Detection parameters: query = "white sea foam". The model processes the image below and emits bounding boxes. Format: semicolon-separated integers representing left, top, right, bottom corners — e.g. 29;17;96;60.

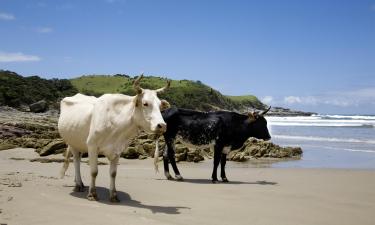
267;115;375;128
316;115;375;120
322;146;375;153
274;135;375;145
300;144;375;154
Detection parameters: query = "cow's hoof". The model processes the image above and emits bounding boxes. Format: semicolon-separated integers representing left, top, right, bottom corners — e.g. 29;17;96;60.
175;175;184;181
165;172;174;180
110;195;120;203
221;177;229;183
211;179;219;183
87;192;99;201
73;184;85;192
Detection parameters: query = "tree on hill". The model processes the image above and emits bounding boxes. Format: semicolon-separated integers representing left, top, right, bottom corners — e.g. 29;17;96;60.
0;70;78;108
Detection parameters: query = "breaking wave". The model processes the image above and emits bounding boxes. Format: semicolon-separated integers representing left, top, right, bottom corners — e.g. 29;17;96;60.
274;135;375;145
268;115;375;128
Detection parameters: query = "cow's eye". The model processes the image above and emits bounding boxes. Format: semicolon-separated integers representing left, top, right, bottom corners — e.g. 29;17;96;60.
143;102;149;107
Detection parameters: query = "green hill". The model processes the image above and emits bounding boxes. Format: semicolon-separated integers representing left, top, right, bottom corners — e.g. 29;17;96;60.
227;95;265;110
0;71;266;112
71;74;266;111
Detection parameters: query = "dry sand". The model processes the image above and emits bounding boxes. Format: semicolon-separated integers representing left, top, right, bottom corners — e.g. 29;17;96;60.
0;148;374;225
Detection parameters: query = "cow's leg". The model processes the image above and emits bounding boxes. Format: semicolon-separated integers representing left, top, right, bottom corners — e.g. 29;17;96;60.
163;145;173;180
220;153;229;182
166;140;183;181
71;149;85;192
109;155;120;202
211;144;223;183
87;147;99;201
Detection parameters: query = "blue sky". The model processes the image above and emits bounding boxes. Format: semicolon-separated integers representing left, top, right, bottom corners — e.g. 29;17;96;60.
0;0;374;114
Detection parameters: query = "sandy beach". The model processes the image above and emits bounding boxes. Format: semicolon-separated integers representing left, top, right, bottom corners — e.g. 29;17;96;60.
0;148;374;225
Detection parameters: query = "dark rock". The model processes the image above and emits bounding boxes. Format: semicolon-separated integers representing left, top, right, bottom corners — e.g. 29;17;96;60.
229;137;303;162
30;158;67;163
142;143;155;155
267;106;315;117
138;155;148;160
0;143;17;150
0;124;31;138
186;149;204;162
29;100;48;113
175;152;187;162
38;139;67;156
138;133;149;139
175;145;189;154
121;146;140;159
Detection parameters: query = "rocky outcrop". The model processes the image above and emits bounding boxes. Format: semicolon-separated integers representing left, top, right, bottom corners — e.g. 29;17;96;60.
29;100;48;113
0;107;303;162
267;107;315;117
0;107;60;152
37;139;67;156
227;138;302;162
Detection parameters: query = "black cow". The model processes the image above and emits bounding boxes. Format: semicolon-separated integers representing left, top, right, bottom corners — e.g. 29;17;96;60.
160;106;271;183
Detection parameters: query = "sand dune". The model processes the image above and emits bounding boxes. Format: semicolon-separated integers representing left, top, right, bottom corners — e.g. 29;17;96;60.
0;148;374;225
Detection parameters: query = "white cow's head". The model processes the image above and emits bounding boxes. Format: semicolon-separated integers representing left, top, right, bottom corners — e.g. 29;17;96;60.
133;74;170;134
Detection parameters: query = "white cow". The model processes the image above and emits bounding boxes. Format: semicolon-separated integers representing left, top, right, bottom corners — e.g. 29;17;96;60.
58;75;170;202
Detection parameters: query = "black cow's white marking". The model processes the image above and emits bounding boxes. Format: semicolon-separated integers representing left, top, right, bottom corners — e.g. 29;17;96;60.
161;107;271;183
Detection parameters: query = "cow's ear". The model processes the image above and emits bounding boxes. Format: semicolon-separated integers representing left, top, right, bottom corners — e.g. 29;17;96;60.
160;99;170;111
247;112;257;122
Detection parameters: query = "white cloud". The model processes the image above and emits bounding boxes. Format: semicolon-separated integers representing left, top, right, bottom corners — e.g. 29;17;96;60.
0;13;15;21
262;96;273;105
284;96;301;104
280;87;375;108
35;27;53;33
0;52;41;62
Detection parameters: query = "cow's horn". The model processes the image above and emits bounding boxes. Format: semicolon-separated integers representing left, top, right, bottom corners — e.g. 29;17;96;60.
156;79;171;93
260;106;271;116
133;74;144;94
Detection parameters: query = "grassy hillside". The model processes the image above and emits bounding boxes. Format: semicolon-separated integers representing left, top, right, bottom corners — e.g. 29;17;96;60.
71;75;265;111
0;71;265;111
227;95;265;110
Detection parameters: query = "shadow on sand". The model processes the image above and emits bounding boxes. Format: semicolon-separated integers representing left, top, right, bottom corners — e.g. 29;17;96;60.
69;186;190;214
167;178;278;185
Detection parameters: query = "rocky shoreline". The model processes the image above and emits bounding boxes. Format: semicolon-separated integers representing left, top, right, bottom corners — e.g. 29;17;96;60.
0;106;302;162
267;106;316;116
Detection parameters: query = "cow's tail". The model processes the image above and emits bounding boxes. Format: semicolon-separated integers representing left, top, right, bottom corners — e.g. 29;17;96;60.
154;138;160;173
60;147;72;178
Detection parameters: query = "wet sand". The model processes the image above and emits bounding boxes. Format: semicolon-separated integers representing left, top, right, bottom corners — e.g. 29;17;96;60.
1;148;374;225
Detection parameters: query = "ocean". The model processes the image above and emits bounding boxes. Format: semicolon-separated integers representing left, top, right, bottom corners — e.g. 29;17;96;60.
267;115;375;169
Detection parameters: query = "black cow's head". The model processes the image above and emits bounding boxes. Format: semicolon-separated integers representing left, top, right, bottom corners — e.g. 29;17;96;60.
247;106;271;141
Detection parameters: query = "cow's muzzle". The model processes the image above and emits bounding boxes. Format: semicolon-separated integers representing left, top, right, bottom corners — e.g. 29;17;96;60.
155;123;167;134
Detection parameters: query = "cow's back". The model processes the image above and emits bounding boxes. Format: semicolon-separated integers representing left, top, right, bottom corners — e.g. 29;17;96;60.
163;108;223;145
58;94;97;152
